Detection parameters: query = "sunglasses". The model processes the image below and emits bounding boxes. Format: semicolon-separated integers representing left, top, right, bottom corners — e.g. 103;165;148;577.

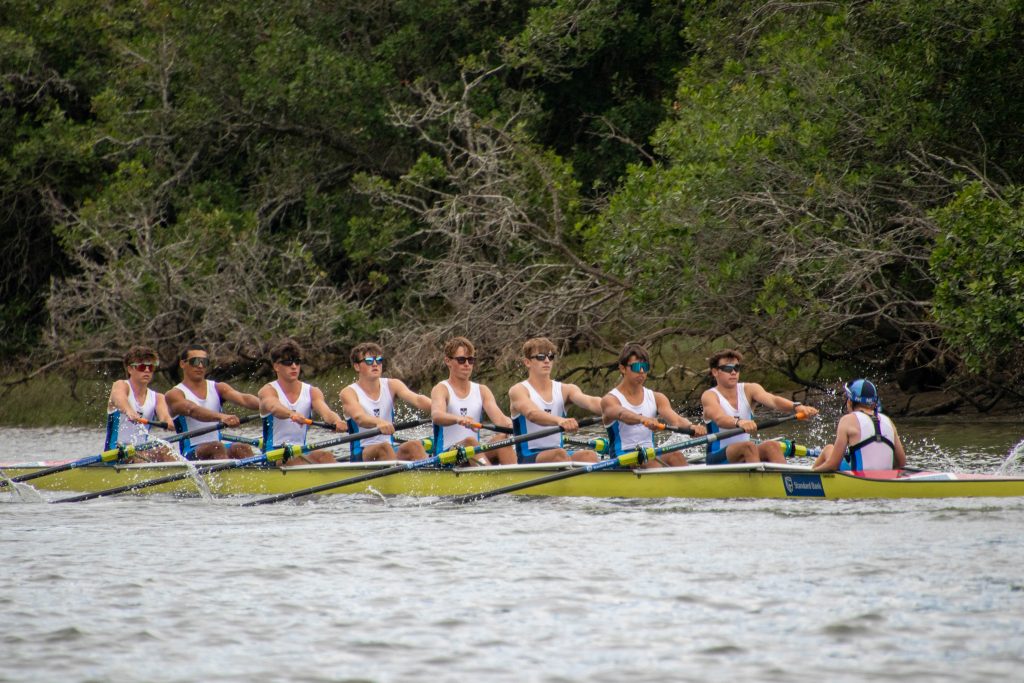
627;361;651;373
185;357;210;368
529;353;556;362
449;356;476;365
362;356;384;366
130;362;158;372
716;364;742;373
276;358;302;366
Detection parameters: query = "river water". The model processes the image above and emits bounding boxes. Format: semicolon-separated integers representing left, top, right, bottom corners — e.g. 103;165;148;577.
2;418;1023;682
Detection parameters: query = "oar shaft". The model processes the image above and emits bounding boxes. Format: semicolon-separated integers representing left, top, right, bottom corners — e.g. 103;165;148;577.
2;414;260;487
241;460;434;507
52;418;431;503
452;413;806;503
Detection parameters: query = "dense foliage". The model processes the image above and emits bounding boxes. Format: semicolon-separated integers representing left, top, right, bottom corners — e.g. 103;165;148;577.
2;0;1022;404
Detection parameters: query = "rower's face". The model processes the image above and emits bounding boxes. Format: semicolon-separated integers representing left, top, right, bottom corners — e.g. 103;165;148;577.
273;358;302;381
180;352;210;380
127;360;158;384
446;346;475;379
354;355;384;379
620;355;649;386
712;358;741;387
524;351;555;376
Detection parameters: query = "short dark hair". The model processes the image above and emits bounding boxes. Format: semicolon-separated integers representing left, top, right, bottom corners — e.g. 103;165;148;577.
124;345;158;366
270;339;303;363
350;342;384;365
617;342;650;367
179;343;208;361
708;349;743;370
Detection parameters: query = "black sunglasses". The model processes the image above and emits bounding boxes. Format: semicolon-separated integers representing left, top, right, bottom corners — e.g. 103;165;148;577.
716;364;742;373
529;353;555;361
185;357;210;368
277;358;302;366
449;356;476;365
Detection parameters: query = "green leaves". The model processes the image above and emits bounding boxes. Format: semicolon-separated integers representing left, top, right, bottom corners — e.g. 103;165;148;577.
930;183;1024;375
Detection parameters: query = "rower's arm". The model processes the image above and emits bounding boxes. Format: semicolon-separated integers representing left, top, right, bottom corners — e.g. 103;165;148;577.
310;387;346;431
166;388;230;424
565;383;602;415
700;390;734;429
154;393;174;427
258;385;291;420
481;385;513;429
813;415;854;471
508;384;560;427
655;392;705;435
339;386;380;429
216;382;261;411
391;379;432;413
893;428;907;468
430;383;461;426
108;380;139;420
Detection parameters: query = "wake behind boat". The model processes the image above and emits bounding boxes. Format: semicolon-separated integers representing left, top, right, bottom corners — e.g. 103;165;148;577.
4;459;1024;500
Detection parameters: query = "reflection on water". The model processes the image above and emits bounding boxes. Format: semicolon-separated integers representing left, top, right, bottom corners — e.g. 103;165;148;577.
1;421;1023;682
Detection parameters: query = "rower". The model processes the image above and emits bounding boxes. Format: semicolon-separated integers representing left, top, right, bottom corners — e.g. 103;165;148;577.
105;345;176;463
258;339;347;466
601;342;706;468
701;348;819;464
339;342;431;461
813;379;906;472
508;337;600;464
430;336;516;466
166;343;261;460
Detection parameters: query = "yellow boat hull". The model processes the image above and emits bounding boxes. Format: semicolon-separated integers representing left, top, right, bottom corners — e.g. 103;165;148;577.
5;461;1024;500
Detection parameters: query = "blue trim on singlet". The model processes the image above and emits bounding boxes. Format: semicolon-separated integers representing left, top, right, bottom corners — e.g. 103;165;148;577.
104;412;120;450
704;421;729;465
173;415;196;458
512;414;565;464
344;417;396;462
606;422;642;457
262;415;275;449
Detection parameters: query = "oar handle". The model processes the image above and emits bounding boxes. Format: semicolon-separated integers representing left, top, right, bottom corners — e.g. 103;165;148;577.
302;419;343;430
137;419;170;429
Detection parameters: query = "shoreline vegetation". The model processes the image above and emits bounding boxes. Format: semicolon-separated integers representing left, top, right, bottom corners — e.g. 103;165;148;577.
3;2;1023;409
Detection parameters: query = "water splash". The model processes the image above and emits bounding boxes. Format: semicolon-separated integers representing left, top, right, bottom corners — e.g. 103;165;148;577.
0;469;45;503
996;438;1024;475
150;439;214;502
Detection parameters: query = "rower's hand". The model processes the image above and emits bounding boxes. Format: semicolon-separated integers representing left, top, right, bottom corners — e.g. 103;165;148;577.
333;419;348;432
378;421;396;435
688;422;707;437
640;417;663;430
126;409;141;423
220;414;241;428
456;416;477;428
797;405;819;418
289;412;307;425
737;418;757;434
558;417;579;433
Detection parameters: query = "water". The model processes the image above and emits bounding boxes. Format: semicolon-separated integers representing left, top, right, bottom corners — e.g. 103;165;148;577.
1;418;1023;682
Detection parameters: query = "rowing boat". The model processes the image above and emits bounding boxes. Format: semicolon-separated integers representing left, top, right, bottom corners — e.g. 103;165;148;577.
4;459;1024;500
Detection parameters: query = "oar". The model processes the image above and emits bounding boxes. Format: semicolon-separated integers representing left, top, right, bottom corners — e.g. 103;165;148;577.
1;415;259;488
241;416;603;507
449;413;808;504
302;419;345;431
52;418;431;503
685;438;821;465
137;418;171;430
